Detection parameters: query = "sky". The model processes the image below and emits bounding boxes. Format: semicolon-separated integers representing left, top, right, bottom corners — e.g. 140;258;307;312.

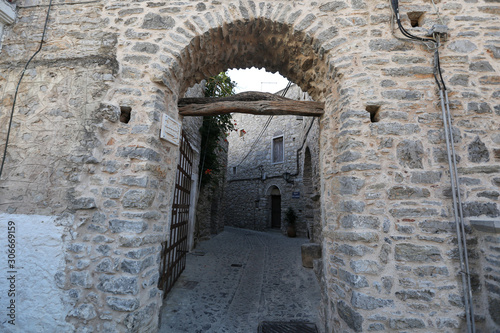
227;67;289;94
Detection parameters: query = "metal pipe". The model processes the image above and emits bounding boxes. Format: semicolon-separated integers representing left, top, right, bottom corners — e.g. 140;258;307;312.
444;90;476;332
438;89;473;332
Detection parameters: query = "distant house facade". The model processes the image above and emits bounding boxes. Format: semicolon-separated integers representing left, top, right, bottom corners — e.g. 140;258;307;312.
224;85;322;242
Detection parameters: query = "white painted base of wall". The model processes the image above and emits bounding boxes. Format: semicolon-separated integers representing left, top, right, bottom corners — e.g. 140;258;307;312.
0;214;74;333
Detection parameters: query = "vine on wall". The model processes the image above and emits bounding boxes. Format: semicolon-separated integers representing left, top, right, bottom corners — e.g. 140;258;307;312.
199;72;237;187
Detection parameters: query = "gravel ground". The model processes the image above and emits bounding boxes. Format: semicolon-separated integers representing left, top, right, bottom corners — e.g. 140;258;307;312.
159;227;321;333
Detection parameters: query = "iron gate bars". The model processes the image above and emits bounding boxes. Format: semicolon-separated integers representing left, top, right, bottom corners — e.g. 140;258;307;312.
159;132;194;297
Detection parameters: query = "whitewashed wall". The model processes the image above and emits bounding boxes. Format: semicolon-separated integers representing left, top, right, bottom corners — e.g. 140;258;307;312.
0;214;73;332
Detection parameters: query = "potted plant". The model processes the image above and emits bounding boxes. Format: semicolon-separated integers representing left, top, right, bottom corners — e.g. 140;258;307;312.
284;207;298;237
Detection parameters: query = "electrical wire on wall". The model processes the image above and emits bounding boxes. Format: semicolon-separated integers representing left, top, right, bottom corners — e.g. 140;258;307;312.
391;1;475;332
0;0;53;181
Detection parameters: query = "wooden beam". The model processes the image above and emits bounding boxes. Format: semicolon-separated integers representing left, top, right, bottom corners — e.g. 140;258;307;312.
178;91;324;117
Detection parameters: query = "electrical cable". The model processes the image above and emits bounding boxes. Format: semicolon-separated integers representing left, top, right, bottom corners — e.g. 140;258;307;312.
392;1;475;331
0;0;53;181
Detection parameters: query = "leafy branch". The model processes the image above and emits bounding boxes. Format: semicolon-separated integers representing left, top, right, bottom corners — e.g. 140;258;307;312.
199;72;236;187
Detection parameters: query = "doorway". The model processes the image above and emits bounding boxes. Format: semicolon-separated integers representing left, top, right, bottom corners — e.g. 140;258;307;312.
270;187;281;229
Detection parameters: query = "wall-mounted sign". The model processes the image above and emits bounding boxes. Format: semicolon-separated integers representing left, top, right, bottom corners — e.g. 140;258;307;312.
160;114;181;145
292;191;300;199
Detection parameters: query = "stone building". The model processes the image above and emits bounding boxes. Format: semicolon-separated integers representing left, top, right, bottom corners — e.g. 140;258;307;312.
0;0;499;332
224;84;322;241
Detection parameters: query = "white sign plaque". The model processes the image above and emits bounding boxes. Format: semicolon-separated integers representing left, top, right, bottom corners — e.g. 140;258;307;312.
160;114;181;145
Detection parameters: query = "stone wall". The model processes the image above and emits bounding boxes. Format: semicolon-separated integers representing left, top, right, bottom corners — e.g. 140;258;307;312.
0;0;498;332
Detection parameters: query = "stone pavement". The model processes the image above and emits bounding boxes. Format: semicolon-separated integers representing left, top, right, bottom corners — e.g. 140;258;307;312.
159;227;322;333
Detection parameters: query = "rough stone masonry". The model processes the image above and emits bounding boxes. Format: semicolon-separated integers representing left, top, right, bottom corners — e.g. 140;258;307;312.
0;0;499;332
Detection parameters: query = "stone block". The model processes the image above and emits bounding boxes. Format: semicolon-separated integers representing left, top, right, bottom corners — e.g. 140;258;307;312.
447;40;477;53
381;90;421;100
389;318;425;329
395;289;435;301
395;243;442;262
341;163;381;172
70;271;92;289
125;247;156;259
96;258;114;273
389;208;438;218
295;13;316;31
121;255;155;274
339;268;369;288
340;215;380;229
337;300;363;332
97;275;139;295
489;297;500;325
69;304;97;321
463;202;500;218
336;150;361;163
470;61;495;72
301;243;322;268
319;1;348;12
350;260;380;274
122;190;155;209
458;166;500;174
116;147;160;162
436;318;460;328
119;176;148;187
339;200;365;213
132;42;159;54
97;103;120;122
339;176;364;195
388;185;430;199
478;191;500;200
106;297;140;312
109;220;148;234
371;123;420;135
102;187;123;199
368;323;385;331
124;303;156;331
330;231;379;243
468;136;490;162
379;244;391;264
397;140;423;169
414;266;449;277
70;197;97;210
369;39;414;52
336;244;373;257
479;75;500;85
141;13;175;29
351;291;394;310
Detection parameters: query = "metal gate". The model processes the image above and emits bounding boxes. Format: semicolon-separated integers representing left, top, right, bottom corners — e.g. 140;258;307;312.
159;132;194;297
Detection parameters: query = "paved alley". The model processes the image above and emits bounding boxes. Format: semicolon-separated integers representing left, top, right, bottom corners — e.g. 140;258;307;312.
159;227;322;333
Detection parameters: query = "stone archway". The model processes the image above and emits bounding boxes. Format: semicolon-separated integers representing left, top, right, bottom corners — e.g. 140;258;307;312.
1;1;497;332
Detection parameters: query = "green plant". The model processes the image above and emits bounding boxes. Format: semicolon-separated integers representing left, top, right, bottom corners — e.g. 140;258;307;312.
199;72;236;187
284;207;298;227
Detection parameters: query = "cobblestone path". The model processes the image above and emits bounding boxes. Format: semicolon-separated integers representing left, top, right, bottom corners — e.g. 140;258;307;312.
159;227;322;333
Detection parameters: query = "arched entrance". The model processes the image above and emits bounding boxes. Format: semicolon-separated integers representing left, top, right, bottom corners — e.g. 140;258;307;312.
1;1;487;332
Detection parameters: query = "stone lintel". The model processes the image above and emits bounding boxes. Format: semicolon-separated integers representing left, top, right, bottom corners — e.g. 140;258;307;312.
0;1;16;25
470;218;500;233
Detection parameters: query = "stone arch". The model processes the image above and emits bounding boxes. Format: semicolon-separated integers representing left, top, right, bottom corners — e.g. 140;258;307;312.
265;184;283;196
160;15;339;101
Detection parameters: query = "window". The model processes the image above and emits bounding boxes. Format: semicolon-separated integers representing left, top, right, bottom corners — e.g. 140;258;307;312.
232;166;237;175
272;135;284;164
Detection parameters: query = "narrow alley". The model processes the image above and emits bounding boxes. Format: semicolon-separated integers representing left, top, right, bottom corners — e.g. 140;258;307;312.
159;227;322;333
